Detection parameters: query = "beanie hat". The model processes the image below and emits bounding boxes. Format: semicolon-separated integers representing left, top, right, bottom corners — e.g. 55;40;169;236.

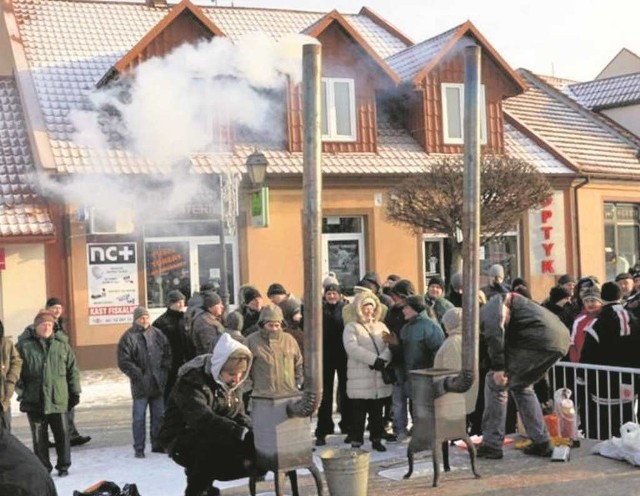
615;272;633;282
427;276;444;290
441;307;462;334
133;306;149;322
201;283;216;292
450;272;463;291
404;295;427;313
558;274;576;285
322;271;340;289
267;283;287;297
512;278;527;290
581;287;602;303
361;272;381;291
34;309;56;327
203;291;222;309
259;304;284;325
324;283;341;294
549;286;571;304
601;281;622;303
488;264;504;278
389;279;415;298
45;297;63;308
225;311;243;332
243;287;262;306
167;289;185;305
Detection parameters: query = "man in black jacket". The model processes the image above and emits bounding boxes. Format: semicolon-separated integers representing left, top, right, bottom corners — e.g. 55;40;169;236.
153;290;187;401
159;333;256;496
118;306;171;458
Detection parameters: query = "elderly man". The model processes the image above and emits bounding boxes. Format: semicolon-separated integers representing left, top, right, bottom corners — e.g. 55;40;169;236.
17;309;81;476
477;293;569;459
0;319;22;431
118;306;171;458
424;276;454;325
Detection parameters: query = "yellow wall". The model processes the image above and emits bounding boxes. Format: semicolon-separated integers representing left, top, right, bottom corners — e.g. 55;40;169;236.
0;244;47;340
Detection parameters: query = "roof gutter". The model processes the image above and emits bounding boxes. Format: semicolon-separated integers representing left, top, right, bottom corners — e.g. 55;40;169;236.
571;175;590;277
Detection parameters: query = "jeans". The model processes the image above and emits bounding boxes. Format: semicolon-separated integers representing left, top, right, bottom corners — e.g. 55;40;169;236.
132;396;165;452
392;380;410;436
481;371;549;450
27;412;70;472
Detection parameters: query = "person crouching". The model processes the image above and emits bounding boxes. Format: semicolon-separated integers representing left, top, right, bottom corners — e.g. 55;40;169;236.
159;333;257;496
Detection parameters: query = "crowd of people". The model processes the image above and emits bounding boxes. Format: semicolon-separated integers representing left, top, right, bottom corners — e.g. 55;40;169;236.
3;265;640;496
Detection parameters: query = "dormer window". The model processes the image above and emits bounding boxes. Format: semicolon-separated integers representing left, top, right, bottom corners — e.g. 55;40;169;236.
441;83;487;145
321;78;356;142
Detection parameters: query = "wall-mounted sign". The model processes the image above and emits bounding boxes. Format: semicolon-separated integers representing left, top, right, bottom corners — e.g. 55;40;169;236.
251;187;270;228
529;191;566;276
87;242;139;325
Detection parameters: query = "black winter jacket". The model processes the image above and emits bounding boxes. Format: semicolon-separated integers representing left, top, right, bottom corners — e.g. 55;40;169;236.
153;308;187;397
323;299;347;366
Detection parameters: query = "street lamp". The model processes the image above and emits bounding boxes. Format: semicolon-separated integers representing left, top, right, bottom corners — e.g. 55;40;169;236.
246;149;268;188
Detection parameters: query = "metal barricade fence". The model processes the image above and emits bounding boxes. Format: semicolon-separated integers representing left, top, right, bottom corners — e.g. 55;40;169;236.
549;361;640;440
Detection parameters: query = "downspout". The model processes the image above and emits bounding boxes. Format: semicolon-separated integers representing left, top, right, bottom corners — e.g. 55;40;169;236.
287;43;323;417
571;176;590;277
435;44;481;395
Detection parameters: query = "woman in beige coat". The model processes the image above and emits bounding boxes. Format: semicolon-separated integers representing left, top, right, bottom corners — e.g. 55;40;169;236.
343;293;393;451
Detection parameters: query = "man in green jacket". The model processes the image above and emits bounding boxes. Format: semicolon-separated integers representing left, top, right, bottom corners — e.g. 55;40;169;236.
0;318;22;431
16;309;81;477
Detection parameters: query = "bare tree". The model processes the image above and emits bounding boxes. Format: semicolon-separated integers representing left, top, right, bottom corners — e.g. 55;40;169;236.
386;155;552;275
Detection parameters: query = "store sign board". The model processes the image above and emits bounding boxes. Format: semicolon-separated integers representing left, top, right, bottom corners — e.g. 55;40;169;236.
251;187;270;228
528;191;566;276
87;242;139;325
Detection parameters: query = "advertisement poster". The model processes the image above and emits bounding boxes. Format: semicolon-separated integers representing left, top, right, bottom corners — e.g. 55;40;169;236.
87;242;139;325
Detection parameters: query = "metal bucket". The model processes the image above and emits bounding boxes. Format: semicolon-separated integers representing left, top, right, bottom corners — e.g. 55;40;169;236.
320;448;369;496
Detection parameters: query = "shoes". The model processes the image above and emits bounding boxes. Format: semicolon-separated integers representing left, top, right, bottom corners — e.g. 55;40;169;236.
523;441;553;457
71;435;92;447
476;444;503;459
371;440;387;452
315;437;326;447
350;441;363;449
151;446;165;453
385;434;398;442
58;469;69;477
343;435;352;444
134;450;145;458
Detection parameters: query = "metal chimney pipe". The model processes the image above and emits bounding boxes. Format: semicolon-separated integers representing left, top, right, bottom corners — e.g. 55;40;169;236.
438;43;481;395
287;43;323;417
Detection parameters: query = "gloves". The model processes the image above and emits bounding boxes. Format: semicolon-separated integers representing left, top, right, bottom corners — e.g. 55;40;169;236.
370;358;386;371
68;394;80;411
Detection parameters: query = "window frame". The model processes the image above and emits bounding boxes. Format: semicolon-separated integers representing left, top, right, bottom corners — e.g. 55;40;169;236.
321;77;357;142
441;82;487;145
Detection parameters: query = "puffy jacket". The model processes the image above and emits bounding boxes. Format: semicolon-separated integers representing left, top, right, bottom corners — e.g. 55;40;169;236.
343;293;393;400
399;310;445;382
16;328;81;414
117;324;171;399
0;322;22;413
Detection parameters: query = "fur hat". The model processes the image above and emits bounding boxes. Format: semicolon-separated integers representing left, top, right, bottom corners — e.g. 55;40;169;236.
203;291;222;309
441;307;462;334
360;272;381;291
267;283;287;297
322;272;340;289
132;306;149;322
488;264;504;278
45;297;63;308
225;311;243;332
167;289;185;305
34;309;56;327
427;276;445;290
549;286;571;304
389;279;415;298
259;304;284;325
558;274;576;285
404;295;427;313
243;287;262;306
601;281;622;304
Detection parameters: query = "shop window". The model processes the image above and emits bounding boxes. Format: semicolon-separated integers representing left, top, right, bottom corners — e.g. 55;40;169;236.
441;83;487;145
322;216;366;295
480;234;520;284
145;241;192;309
321;78;356;142
604;203;640;281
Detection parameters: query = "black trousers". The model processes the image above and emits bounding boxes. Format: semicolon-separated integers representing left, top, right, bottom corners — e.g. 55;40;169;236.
350;398;386;444
316;359;351;437
27;411;71;472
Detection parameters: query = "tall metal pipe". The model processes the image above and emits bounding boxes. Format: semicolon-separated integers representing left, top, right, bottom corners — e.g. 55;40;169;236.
219;175;230;308
287;43;323;417
439;44;481;395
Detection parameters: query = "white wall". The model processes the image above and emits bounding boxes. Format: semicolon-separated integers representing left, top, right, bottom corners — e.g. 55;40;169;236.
602;105;640;138
0;244;47;340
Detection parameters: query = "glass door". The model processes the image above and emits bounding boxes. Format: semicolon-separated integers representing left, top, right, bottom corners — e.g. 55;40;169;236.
196;242;236;305
323;234;365;295
423;237;445;286
144;241;191;311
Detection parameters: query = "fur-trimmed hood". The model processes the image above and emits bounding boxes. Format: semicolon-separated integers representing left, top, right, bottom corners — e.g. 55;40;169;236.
352;291;383;324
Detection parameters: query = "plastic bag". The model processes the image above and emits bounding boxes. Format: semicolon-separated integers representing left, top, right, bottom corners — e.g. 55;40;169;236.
554;388;577;439
594;422;640;466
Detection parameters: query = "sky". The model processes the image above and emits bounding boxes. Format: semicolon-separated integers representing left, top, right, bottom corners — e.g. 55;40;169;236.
202;0;640;82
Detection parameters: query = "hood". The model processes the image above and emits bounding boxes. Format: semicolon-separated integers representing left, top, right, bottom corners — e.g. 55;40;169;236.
353;291;382;324
480;293;508;335
210;333;253;392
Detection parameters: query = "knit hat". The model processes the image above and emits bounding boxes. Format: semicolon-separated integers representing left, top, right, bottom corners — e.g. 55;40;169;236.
324;283;341;294
601;281;622;304
615;272;633;282
581;287;602;303
558;274;576;285
427;276;445;290
259;304;284;325
45;297;63;308
34;309;56;327
202;291;222;309
132;306;149;322
267;283;287;297
360;272;381;291
243;287;262;305
512;278;527;290
404;295;427;313
450;273;463;291
389;279;415;298
549;286;571;304
441;307;462;334
361;296;377;308
322;271;340;289
488;264;504;278
167;289;185;305
225;311;243;332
